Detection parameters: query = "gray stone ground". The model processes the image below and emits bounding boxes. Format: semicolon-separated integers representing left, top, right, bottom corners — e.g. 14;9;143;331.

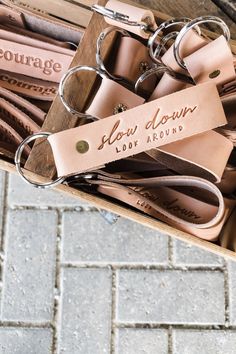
0;171;236;353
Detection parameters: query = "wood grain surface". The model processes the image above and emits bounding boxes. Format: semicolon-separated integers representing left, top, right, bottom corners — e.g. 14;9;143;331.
131;0;236;38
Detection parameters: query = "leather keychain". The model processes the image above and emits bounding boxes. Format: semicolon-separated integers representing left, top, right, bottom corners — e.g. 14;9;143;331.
67;170;234;241
17;82;226;179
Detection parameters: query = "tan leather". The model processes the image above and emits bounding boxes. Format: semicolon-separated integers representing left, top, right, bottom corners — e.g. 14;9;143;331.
70;171;229;240
86;77;145;118
112;36;156;92
105;0;157;38
184;36;236;89
217;93;236;145
149;75;192;101
0;70;58;101
151;30;208;98
0;86;45;125
219;208;236;251
3;24;73;49
0;97;40;137
0;25;75;56
0;117;30;158
217;167;236;194
0;38;73;83
146;130;233;183
0;4;25;28
49;82;227;177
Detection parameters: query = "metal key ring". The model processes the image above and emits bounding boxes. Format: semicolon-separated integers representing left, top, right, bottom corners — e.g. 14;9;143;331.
96;26;131;80
135;63;194;93
15;132;65;189
92;4;150;32
59;65;109;118
154;31;179;58
174;16;231;69
135;64;175;93
148;18;196;62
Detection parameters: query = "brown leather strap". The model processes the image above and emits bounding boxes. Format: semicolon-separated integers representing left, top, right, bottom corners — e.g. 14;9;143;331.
0;86;45;125
0;70;58;100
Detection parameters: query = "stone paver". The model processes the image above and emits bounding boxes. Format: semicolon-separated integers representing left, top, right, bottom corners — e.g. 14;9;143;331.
0;328;53;354
172;239;224;267
0;171;6;242
172;329;236;354
0;173;235;354
228;261;236;325
116;328;168;354
61;212;168;264
8;174;89;208
1;209;57;322
59;268;112;354
116;270;225;324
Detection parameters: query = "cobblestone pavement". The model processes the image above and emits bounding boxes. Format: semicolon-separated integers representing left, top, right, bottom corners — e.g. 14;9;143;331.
0;171;236;353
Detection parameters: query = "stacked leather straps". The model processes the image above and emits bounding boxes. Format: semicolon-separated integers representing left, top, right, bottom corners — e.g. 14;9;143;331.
15;0;236;245
0;1;80;161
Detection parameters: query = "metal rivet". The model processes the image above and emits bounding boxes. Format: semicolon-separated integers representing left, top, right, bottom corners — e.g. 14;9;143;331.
209;69;221;79
139;61;150;73
113;103;128;115
76;140;89;153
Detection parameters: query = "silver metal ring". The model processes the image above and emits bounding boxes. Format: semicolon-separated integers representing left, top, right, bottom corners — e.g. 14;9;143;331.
96;26;131;80
59;65;109;118
148;18;194;62
92;4;149;32
14;132;65;189
135;63;194;93
66;41;78;50
135;64;175;93
174;16;231;69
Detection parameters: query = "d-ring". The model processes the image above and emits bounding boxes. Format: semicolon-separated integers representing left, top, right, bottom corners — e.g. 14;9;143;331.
92;4;150;32
59;65;109;118
96;26;131;80
15;132;65;189
148;18;195;62
135;64;194;93
174;16;231;69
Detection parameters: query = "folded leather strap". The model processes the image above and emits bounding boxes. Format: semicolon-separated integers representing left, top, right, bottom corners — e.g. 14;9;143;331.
0;86;45;126
0;5;25;28
86;77;145;118
112;36;156;92
219;208;236;251
49;82;226;177
217;92;236;145
0;25;75;56
0;70;58;101
184;36;236;89
0;97;40;138
217;166;236;194
146;130;233;183
3;24;74;49
150;30;207;99
104;0;157;38
0;117;30;158
149;75;192;101
74;171;229;240
0;38;73;83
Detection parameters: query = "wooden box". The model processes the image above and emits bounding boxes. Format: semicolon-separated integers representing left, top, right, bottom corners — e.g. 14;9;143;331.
2;0;236;260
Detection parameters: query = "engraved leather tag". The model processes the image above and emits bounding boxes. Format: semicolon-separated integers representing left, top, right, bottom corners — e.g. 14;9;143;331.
48;82;227;177
0;38;73;83
0;70;58;100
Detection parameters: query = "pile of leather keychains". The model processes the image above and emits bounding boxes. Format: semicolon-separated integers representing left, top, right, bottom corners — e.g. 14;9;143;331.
0;3;77;162
15;0;236;247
